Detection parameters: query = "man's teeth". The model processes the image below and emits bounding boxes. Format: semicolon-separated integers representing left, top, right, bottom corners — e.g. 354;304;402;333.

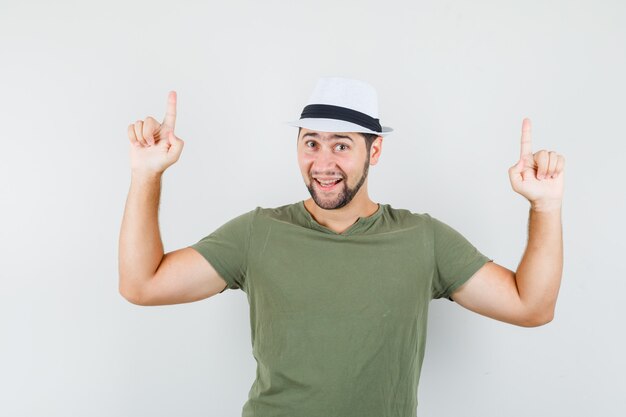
318;179;341;185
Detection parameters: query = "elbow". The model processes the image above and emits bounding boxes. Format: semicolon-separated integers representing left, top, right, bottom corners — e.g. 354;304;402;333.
119;280;146;306
520;309;555;328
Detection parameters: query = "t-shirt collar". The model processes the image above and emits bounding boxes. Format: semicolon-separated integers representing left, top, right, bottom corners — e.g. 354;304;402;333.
297;200;384;236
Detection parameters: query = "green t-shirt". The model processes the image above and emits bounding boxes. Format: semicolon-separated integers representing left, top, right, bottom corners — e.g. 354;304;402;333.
189;201;492;417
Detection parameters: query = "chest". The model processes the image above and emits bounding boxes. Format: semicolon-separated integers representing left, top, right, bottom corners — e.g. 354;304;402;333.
246;226;434;321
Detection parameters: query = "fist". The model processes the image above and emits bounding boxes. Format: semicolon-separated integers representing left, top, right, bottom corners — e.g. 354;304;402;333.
508;118;565;211
127;91;184;176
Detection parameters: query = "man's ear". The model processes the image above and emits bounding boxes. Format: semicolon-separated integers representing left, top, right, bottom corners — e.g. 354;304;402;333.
369;136;383;166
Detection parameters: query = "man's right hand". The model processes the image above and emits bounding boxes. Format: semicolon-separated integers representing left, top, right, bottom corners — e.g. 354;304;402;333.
127;91;184;176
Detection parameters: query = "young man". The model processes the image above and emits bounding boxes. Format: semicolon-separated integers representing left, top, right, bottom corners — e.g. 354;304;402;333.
119;77;564;417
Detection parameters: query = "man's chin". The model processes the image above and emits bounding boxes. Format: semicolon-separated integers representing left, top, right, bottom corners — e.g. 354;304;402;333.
305;187;337;209
314;199;346;210
309;191;349;210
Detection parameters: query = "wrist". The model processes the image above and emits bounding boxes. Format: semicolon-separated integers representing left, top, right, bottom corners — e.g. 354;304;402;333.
131;170;163;183
530;199;562;213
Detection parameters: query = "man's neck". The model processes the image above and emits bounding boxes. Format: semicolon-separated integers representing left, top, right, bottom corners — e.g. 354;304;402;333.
303;196;379;234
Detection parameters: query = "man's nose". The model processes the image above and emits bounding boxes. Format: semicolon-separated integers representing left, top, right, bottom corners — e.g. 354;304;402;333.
313;146;339;169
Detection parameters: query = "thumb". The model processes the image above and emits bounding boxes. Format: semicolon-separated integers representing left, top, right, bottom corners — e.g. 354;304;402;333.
508;158;524;181
512;158;524;173
168;130;183;145
167;131;184;155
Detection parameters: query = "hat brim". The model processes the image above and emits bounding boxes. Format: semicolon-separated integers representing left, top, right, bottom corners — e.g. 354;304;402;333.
286;118;393;136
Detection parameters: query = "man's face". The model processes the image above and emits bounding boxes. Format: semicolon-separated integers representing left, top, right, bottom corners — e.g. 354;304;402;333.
297;128;372;210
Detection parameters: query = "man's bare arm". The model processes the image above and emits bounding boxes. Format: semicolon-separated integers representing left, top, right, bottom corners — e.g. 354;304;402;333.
451;206;563;327
118;172;164;303
118;91;228;305
450;118;565;327
118;171;228;305
517;206;563;321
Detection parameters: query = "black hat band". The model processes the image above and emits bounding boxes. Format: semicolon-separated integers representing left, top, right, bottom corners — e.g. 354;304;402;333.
300;104;382;133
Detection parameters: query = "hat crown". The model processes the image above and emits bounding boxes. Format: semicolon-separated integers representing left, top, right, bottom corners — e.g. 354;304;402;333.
306;77;379;118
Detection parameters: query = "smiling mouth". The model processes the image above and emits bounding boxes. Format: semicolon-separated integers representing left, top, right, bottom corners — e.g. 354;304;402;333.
314;178;343;191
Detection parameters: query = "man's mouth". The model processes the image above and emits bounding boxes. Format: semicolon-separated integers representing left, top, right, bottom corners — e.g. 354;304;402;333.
313;178;343;191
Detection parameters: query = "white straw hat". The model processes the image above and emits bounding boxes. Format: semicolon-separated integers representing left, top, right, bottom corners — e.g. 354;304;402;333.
287;77;393;136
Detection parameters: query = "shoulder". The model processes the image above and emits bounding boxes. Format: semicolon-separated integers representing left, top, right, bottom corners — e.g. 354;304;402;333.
254;201;300;219
244;201;306;230
224;203;294;222
383;204;432;227
389;208;460;235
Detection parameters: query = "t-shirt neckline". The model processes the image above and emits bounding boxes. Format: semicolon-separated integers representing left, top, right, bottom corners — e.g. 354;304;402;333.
297;200;384;236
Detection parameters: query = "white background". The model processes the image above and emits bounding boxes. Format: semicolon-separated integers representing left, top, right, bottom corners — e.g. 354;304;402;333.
1;0;624;416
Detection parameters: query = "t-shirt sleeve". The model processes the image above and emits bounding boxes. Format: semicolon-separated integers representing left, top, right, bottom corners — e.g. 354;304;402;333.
188;208;256;292
428;215;493;301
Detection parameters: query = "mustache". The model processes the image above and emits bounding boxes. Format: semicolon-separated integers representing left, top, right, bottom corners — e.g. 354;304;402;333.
310;171;345;179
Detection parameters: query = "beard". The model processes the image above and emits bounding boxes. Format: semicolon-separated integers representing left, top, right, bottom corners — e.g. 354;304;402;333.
306;155;370;210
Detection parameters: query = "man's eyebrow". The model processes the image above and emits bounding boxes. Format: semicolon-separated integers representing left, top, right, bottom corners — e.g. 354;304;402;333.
301;132;354;142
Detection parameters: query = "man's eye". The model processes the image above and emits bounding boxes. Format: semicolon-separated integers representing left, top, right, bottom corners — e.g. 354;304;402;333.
336;144;349;151
305;141;316;148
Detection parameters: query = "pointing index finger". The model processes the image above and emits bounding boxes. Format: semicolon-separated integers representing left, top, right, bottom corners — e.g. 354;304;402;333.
520;117;532;158
163;90;177;129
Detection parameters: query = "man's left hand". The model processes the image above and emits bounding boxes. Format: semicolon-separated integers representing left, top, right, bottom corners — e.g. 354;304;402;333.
508;118;565;212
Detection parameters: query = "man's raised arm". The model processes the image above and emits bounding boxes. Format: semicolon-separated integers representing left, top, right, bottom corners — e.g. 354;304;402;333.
451;118;565;327
118;91;185;303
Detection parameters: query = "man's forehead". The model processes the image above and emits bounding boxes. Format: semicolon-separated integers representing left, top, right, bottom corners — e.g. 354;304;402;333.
298;129;357;141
